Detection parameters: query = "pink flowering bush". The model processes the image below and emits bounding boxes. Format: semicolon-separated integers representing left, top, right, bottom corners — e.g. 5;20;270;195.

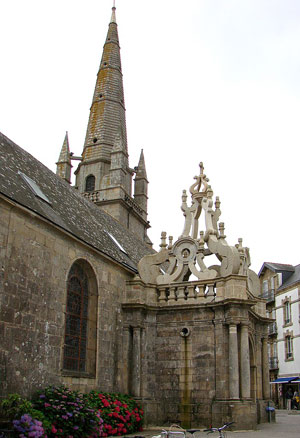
84;391;143;437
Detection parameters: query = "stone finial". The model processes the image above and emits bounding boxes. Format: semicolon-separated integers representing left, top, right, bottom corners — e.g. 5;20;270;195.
207;185;213;199
199;231;205;250
215;196;221;209
238;238;243;251
168;236;173;250
219;222;226;239
182;189;187;204
160;232;167;250
189;161;209;197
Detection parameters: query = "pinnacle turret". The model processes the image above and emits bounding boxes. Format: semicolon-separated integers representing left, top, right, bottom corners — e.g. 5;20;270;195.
56;132;72;184
134;149;148;214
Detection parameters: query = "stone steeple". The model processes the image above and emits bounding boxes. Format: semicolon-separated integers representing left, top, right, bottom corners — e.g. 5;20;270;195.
56;132;72;184
73;5;150;244
79;4;128;167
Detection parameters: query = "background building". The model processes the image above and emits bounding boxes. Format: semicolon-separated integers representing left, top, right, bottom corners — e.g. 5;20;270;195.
259;262;300;407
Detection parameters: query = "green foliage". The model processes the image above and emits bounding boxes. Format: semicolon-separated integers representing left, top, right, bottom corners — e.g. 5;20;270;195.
0;394;35;421
0;393;51;434
85;391;144;437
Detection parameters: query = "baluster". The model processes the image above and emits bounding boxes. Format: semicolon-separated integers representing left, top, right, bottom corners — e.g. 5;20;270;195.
177;286;185;301
168;286;176;303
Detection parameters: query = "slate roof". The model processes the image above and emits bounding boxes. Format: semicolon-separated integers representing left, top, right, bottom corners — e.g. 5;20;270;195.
258;262;295;278
0;132;154;273
277;264;300;291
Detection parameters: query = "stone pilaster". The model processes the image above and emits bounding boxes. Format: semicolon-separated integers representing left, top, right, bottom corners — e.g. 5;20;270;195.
121;326;131;393
240;323;251;399
132;327;141;397
229;323;239;399
214;309;227;399
262;337;270;400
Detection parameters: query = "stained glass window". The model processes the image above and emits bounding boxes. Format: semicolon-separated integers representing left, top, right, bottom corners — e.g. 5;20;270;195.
63;263;89;372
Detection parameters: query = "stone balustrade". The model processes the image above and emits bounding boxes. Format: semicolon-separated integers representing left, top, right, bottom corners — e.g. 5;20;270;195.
83;191;144;216
157;280;217;304
83;190;101;202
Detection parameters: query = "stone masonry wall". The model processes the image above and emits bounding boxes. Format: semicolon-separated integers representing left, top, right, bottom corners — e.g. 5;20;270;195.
0;198;133;398
153;307;219;427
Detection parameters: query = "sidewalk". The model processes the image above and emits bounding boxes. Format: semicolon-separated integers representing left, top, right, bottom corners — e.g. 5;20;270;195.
140;410;300;438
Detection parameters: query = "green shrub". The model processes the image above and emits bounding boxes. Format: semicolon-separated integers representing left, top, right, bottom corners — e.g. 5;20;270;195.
0;394;50;437
0;394;33;421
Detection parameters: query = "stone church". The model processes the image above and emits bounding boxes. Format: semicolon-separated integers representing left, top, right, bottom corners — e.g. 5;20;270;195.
0;5;271;430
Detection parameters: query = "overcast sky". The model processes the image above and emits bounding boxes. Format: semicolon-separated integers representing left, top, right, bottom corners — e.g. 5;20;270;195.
1;0;300;274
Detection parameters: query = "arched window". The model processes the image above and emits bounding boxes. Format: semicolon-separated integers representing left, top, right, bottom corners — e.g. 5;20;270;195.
85;174;95;192
63;260;97;375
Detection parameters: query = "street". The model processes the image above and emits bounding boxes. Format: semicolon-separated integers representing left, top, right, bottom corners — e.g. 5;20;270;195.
142;410;300;438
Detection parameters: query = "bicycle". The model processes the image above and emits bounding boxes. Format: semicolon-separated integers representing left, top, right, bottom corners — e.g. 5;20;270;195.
158;425;201;438
203;421;234;437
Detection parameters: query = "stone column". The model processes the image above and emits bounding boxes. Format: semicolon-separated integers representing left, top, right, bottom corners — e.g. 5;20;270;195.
262;337;270;400
229;323;239;399
132;327;141;397
240;323;251;399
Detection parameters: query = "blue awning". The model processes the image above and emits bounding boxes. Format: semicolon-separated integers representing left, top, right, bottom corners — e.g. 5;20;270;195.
271;377;299;384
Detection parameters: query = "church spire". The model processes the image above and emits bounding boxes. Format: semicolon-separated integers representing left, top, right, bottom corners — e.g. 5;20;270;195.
73;5;151;245
79;3;127;167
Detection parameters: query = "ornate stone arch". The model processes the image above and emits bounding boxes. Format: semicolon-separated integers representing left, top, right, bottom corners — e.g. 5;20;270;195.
62;259;98;376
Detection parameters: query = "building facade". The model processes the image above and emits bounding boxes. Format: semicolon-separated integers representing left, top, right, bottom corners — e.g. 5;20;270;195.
259;263;300;407
0;5;273;430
